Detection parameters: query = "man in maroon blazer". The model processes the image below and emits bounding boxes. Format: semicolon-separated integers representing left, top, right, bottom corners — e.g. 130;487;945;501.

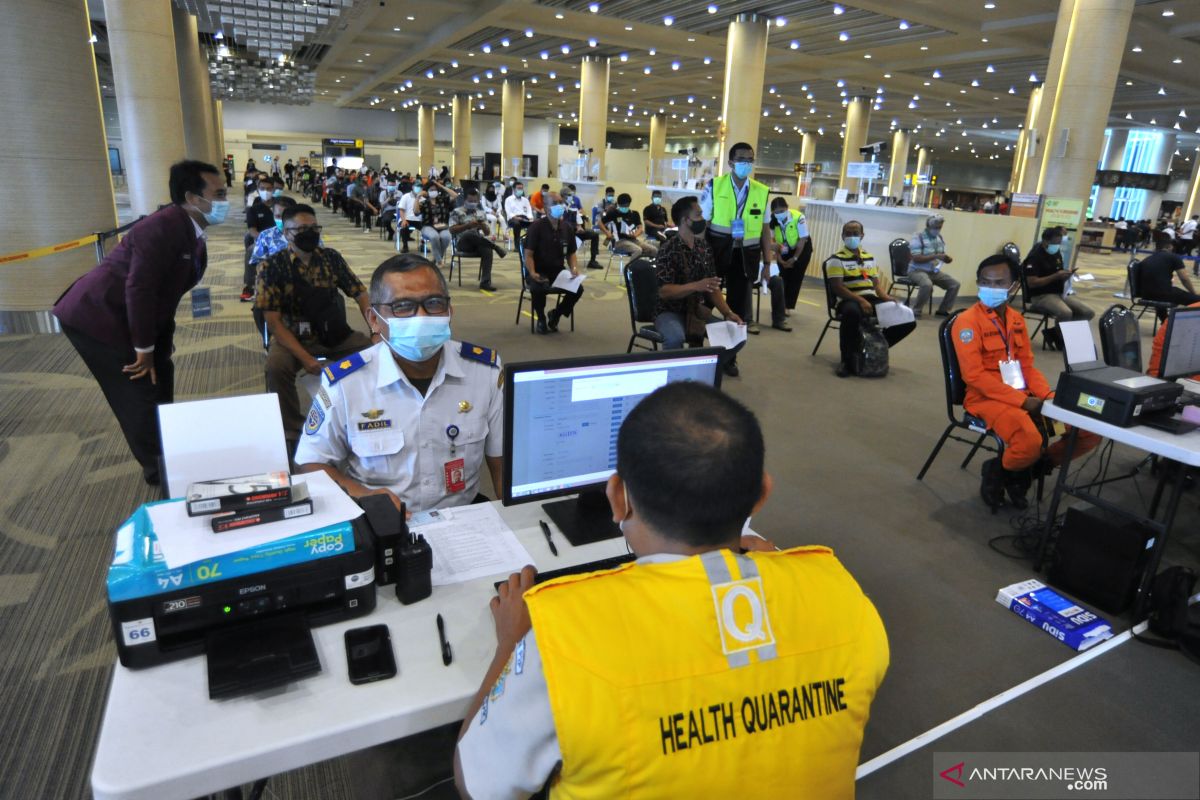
54;160;228;485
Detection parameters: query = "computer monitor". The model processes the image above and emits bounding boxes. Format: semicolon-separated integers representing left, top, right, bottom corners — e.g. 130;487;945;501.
502;348;724;546
1159;306;1200;380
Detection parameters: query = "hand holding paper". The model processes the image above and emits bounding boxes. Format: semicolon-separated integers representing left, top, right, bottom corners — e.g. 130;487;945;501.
551;271;587;293
874;301;915;329
706;320;748;349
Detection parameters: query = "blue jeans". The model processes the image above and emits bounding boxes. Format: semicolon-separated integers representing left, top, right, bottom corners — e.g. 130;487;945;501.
654;310;746;357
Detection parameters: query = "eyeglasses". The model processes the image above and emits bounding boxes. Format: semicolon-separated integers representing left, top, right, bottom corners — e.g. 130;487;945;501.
286;225;322;235
375;295;451;317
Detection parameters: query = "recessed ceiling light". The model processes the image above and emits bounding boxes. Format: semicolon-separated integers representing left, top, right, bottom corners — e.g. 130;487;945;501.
1125;80;1133;85
898;20;910;30
1029;73;1038;82
1160;87;1167;95
663;16;673;25
1162;8;1175;16
981;37;989;42
1173;57;1183;64
775;17;787;26
589;2;599;10
555;13;563;19
588;39;597;46
884;73;892;78
392;26;400;32
864;53;872;59
984;2;995;8
525;28;534;37
986;64;995;73
708;4;718;13
1131;46;1142;52
833;4;845;13
839;31;849;41
920;44;928;50
406;15;414;20
932;70;941;78
625;25;633;31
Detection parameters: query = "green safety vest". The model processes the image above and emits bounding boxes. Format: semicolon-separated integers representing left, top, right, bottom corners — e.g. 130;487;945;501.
711;174;769;241
772;208;805;250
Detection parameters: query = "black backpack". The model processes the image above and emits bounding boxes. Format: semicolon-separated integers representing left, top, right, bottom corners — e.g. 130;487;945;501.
855;319;890;378
1137;566;1200;665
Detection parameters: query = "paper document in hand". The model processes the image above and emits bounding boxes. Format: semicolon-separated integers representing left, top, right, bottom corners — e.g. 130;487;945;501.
551;271;587;293
706;320;748;350
874;301;915;329
148;471;364;569
408;503;535;586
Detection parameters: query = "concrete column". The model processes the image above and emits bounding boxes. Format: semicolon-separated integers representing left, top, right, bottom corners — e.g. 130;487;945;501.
887;129;911;200
1143;133;1176;221
546;123;560;179
0;0;116;313
578;56;610;179
1022;0;1076;192
648;114;667;183
172;6;215;164
1184;156;1200;219
212;98;226;169
915;147;930;206
1093;128;1129;218
838;97;872;190
451;94;471;180
1036;0;1134;205
1010;85;1043;194
417;104;435;176
501;79;525;176
795;133;818;197
106;0;187;216
718;14;769;174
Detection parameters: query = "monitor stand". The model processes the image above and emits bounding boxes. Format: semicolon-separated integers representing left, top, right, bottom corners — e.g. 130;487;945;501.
542;490;621;547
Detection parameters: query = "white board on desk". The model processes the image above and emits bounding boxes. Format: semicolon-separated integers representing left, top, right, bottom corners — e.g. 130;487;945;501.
159;393;289;499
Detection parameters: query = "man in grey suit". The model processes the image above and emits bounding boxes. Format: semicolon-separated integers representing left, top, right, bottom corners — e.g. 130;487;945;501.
53;160;228;485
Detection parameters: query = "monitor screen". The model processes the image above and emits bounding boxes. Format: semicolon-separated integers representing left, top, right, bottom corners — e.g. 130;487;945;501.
503;349;724;505
1161;307;1200;380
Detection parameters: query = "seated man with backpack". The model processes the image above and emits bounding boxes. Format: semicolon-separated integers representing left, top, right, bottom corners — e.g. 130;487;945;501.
827;220;915;377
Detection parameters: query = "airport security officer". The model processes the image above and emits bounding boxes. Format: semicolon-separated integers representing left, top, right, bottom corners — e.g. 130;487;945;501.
952;255;1098;510
454;382;889;800
295;255;504;513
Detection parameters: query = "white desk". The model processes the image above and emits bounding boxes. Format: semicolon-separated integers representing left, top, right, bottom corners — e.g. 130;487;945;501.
1038;401;1200;615
90;500;627;800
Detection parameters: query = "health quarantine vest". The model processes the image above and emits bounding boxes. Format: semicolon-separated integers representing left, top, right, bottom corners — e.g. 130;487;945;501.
710;174;769;241
772;208;805;250
525;546;890;800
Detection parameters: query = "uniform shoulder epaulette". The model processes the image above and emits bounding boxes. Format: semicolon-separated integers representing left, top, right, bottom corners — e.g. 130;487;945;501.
323;351;370;384
460;342;499;367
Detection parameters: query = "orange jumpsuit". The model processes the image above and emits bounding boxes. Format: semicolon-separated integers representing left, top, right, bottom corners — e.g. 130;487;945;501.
952;301;1098;470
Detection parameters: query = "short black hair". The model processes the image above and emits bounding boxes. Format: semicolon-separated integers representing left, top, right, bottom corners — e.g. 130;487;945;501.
281;203;316;224
271;196;297;211
515;181;525;187
258;175;274;185
273;176;284;185
168;160;220;204
1040;226;1062;242
618;382;764;546
369;253;449;304
770;196;789;210
464;186;480;197
568;183;577;191
617;192;632;205
541;183;550;191
842;219;864;235
671;195;699;225
651;188;662;196
729;141;753;160
977;253;1019;282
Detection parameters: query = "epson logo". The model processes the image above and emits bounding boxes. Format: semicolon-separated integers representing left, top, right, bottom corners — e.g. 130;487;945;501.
238;584;268;596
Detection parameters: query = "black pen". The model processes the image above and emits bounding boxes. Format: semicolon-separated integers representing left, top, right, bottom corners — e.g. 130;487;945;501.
539;520;559;556
436;613;453;666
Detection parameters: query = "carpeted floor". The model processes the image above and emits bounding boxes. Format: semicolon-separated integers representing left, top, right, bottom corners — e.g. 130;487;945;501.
1;201;1196;799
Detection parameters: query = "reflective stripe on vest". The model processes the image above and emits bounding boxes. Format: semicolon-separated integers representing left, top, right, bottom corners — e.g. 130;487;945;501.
711;175;769;239
772;209;804;250
525;546;889;800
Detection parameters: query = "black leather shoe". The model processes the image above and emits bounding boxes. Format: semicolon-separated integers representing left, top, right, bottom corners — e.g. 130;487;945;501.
536;319;549;334
492;244;508;258
1004;468;1032;510
587;260;603;270
980;457;1005;512
479;282;497;292
722;360;739;377
547;308;562;332
835;362;852;378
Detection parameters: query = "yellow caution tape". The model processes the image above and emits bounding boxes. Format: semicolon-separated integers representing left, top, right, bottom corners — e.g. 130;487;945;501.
0;234;99;265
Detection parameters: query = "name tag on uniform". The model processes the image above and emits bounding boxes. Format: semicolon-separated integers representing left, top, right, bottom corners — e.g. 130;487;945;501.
190;287;211;319
999;359;1026;390
731;218;745;240
444;458;466;493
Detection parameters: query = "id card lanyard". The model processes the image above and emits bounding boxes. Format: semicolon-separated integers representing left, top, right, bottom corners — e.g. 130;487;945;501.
988;314;1026;390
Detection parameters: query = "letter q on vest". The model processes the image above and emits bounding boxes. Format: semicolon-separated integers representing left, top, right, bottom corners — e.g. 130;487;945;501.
711;577;776;656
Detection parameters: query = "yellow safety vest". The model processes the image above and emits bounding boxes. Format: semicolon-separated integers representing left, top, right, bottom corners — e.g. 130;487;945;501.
711;174;769;241
525;546;889;800
772;208;805;250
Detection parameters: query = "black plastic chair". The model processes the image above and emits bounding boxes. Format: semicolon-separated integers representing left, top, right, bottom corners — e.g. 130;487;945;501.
811;259;841;356
1127;258;1173;335
447;236;482;288
917;311;1004;483
624;259;665;352
514;260;575;334
1098;303;1142;372
888;238;928;314
1008;242;1056;350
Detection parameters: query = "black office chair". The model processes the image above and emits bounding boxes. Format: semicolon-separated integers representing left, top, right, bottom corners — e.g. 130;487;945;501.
624;258;665;352
446;236;482;288
887;238;928;314
917;311;1004;488
1098;304;1142;371
1126;258;1173;335
811;259;841;356
514;260;576;334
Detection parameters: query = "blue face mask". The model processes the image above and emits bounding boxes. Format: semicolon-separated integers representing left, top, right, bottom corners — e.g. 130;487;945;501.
196;197;229;226
1045;243;1061;255
652;196;662;205
273;189;283;198
978;285;1011;309
775;211;790;225
843;235;861;250
275;218;284;231
381;315;452;362
549;204;566;219
732;162;753;179
617;206;630;214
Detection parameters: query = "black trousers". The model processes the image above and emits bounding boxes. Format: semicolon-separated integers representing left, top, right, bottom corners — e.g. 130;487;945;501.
1143;286;1200;318
509;219;532;260
782;240;813;309
530;267;583;319
398;223;417;250
577;228;600;261
62;323;175;479
454;231;495;284
837;294;915;369
707;233;756;333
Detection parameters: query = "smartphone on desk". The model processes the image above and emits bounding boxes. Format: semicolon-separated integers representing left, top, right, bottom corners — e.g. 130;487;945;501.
345;624;397;685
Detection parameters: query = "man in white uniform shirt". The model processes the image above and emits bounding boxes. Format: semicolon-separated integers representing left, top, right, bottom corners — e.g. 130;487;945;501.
295;255;504;513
